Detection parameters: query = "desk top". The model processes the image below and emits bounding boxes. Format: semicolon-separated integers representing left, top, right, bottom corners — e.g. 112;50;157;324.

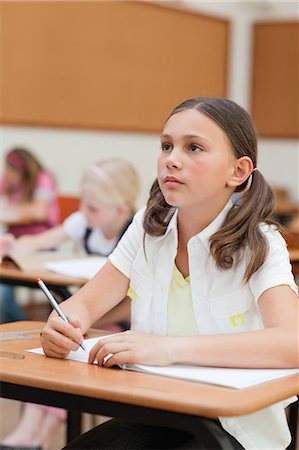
1;321;298;419
0;258;87;287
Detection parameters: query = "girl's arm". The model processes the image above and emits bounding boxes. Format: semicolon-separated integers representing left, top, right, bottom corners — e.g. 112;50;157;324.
89;285;299;369
93;296;131;328
172;285;298;368
41;261;130;358
6;197;51;223
11;225;68;253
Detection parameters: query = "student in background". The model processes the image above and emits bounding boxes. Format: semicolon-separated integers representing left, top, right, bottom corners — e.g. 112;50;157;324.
0;147;59;323
0;157;140;450
2;158;140;262
41;98;297;450
0;147;59;237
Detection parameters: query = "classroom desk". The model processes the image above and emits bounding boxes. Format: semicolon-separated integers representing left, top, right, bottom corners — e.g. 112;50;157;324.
0;257;87;300
1;321;298;449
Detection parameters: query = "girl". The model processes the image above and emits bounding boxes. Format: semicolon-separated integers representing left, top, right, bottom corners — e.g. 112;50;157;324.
0;147;59;238
0;147;59;323
0;158;140;450
40;98;298;450
2;158;140;260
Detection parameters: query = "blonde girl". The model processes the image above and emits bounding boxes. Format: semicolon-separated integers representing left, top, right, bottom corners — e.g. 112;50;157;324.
1;158;140;256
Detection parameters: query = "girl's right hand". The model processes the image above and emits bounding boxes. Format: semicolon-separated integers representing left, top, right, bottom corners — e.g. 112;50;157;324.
41;314;85;358
0;233;15;257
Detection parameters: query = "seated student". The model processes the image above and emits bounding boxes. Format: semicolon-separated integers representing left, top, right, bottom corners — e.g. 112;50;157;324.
0;147;59;323
0;147;59;236
40;98;297;450
0;157;140;450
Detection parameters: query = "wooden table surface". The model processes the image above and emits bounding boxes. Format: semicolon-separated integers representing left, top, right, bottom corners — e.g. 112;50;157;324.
1;321;298;419
0;258;87;287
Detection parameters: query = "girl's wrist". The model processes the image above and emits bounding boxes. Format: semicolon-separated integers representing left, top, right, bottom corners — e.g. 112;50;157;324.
165;336;192;365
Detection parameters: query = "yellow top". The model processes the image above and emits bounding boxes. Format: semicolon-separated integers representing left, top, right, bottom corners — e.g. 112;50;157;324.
167;265;199;336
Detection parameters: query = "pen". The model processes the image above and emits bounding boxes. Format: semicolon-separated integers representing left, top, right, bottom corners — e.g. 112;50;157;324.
36;278;86;351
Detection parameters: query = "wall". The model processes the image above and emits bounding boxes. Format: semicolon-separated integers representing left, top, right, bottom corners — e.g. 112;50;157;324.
180;0;299;201
1;1;298;204
1;125;160;207
0;1;228;131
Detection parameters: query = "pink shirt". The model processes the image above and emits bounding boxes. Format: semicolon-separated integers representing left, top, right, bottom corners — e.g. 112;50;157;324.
0;171;59;237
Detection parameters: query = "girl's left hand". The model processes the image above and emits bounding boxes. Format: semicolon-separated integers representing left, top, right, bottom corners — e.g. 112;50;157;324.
88;331;175;367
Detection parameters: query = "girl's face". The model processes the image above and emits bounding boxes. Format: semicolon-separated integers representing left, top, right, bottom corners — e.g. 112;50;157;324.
157;109;236;210
3;164;24;190
80;195;120;229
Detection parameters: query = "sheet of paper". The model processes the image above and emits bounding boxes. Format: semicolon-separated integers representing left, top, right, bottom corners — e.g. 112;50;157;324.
27;336;112;363
44;256;107;279
27;337;299;389
123;364;299;389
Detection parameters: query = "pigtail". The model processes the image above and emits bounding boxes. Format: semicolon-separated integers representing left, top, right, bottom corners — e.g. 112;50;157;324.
143;179;174;236
210;170;279;282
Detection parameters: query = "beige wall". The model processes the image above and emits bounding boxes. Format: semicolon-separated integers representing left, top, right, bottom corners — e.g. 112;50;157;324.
1;1;298;203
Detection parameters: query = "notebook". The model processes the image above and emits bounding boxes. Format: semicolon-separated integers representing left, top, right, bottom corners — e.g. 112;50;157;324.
27;336;299;390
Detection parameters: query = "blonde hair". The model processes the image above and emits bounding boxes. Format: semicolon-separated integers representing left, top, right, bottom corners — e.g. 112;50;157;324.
81;158;140;215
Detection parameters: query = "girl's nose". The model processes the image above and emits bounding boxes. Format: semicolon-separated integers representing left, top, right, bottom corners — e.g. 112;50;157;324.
166;148;183;169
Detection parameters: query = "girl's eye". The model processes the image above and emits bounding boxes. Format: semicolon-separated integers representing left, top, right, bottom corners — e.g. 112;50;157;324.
161;143;172;152
190;144;202;153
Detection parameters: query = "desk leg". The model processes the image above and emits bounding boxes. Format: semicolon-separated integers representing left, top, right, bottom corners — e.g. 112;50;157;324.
67;411;82;444
53;287;73;301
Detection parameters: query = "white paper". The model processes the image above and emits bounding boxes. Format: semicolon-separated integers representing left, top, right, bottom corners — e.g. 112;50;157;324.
27;337;299;389
44;256;107;279
123;364;299;389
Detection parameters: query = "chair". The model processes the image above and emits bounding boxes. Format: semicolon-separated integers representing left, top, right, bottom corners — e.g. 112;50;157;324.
57;195;80;224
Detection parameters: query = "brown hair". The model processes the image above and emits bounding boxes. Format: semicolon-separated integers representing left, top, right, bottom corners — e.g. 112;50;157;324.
4;147;45;201
143;97;278;282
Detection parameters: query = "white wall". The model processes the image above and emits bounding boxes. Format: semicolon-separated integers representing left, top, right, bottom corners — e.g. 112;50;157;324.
1;1;298;203
0;125;160;207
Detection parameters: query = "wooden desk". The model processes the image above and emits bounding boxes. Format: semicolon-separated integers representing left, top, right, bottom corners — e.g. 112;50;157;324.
0;257;87;300
1;322;298;448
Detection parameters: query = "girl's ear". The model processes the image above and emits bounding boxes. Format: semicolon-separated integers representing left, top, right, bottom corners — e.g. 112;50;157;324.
227;156;254;188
